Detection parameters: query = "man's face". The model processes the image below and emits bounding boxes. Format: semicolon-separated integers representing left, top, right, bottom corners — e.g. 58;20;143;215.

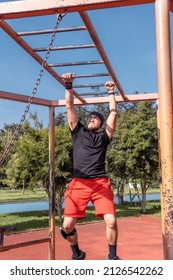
87;114;101;131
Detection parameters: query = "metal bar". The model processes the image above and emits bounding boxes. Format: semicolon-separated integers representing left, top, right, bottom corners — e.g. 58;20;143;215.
0;1;155;20
18;26;87;36
0;90;157;106
0;90;52;106
0;20;63;86
52;93;158;107
72;73;110;78
155;0;173;260
78;91;113;96
49;60;103;67
73;83;105;88
79;11;127;101
49;106;56;260
0;19;86;104
0;226;17;247
33;44;95;52
0;238;51;252
78;92;108;96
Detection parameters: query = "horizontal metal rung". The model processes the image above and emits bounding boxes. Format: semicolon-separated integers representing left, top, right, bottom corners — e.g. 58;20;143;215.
73;83;105;88
49;60;103;67
72;73;110;78
78;91;119;96
18;26;87;36
78;92;107;96
33;44;95;52
0;237;51;252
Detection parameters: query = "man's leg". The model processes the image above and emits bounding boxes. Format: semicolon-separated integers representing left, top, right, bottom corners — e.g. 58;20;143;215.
61;216;86;260
103;213;119;260
62;216;77;244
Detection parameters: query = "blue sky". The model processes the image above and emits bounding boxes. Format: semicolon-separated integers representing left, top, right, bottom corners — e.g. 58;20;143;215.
0;2;173;128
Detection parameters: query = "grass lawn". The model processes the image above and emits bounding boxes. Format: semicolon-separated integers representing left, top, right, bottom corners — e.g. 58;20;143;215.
0;187;161;233
0;187;47;203
0;187;161;203
0;201;161;233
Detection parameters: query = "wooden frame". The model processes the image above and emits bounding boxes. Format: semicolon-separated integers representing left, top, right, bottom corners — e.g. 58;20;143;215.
0;0;173;260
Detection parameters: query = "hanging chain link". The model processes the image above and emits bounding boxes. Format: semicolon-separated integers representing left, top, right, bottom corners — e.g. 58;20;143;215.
0;13;66;165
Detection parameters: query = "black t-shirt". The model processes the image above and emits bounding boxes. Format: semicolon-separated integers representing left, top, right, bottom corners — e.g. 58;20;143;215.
71;121;111;178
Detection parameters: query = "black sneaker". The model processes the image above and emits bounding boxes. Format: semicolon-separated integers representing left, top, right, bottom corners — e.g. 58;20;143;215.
106;254;120;260
71;250;86;260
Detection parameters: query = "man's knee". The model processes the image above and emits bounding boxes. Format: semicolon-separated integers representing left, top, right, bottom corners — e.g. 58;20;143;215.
60;227;76;239
104;214;117;229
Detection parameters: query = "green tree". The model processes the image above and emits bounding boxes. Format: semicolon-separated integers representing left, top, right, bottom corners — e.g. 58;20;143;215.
4;126;44;191
55;112;66;127
76;106;89;124
0;123;19;187
4;120;73;221
107;101;159;212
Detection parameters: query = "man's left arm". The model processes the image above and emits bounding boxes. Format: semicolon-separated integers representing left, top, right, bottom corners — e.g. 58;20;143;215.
105;81;117;140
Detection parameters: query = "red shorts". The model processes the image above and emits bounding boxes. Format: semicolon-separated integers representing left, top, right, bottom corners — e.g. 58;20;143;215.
64;177;115;219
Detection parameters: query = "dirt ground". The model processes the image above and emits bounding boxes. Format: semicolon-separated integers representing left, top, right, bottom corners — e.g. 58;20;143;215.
0;216;163;260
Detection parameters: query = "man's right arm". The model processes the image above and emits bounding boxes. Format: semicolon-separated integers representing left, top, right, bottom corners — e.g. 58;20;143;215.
63;73;78;131
104;81;117;140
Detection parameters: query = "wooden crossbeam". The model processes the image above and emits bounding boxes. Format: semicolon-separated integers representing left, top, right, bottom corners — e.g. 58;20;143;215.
0;1;155;20
52;93;158;107
0;90;158;106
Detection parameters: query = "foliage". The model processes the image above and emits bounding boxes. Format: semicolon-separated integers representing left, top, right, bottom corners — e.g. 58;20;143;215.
55;112;66;127
0;114;73;221
106;101;159;213
0;102;160;216
0;201;161;233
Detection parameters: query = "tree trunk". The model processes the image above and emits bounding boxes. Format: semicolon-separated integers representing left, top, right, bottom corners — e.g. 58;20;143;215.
22;180;25;194
141;183;147;213
118;181;124;204
55;197;63;222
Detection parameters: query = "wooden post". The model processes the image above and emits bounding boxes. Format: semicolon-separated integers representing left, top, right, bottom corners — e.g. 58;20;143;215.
155;0;173;259
49;106;56;260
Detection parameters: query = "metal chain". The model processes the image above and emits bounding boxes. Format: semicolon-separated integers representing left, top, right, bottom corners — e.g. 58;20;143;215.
0;13;66;165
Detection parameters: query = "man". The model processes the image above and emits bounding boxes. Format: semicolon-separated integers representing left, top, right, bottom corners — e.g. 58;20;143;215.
60;73;119;260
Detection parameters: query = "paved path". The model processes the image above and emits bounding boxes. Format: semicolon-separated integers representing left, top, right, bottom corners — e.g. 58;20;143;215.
0;216;163;260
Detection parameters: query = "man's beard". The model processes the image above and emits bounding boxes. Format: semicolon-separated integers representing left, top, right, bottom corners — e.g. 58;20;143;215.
87;125;100;132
